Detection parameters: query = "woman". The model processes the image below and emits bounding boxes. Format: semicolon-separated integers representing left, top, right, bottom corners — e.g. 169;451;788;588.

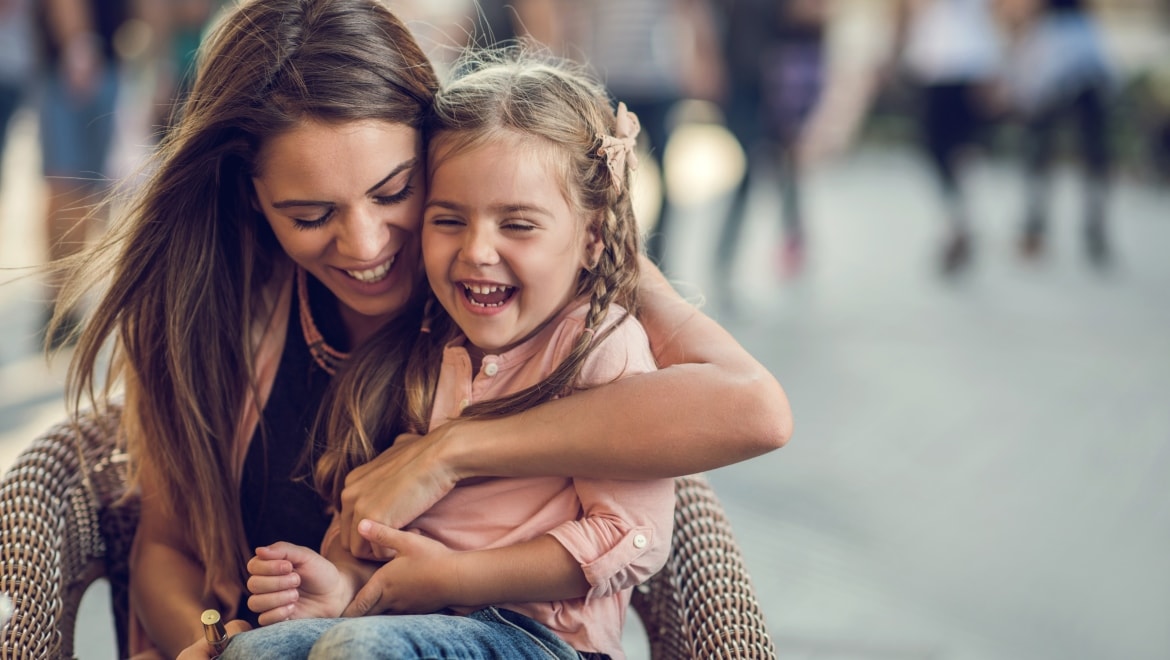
52;0;791;657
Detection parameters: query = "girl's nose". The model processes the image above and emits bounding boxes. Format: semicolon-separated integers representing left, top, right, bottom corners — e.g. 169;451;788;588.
461;225;499;266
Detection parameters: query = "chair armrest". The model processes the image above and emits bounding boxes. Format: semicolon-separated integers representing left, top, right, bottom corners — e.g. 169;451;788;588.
630;474;777;659
0;406;137;659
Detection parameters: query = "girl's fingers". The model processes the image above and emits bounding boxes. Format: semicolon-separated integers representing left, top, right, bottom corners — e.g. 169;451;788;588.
246;572;300;596
245;557;294;576
246;590;299;618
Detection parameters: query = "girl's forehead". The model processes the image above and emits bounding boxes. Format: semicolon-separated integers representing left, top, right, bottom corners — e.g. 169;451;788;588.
429;130;566;177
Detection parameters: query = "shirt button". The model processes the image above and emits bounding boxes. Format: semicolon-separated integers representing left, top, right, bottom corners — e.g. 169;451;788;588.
632;533;647;549
483;363;499;376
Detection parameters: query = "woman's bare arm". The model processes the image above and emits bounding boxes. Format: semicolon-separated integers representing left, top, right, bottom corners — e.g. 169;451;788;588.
131;478;220;657
337;258;791;551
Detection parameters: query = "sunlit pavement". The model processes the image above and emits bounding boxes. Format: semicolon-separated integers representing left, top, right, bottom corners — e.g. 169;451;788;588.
4;106;1170;657
660;129;1170;659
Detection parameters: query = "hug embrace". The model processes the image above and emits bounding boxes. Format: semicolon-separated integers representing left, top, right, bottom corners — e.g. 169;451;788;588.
46;0;792;657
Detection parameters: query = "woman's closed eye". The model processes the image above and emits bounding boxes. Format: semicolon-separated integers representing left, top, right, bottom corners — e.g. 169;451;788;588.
373;183;415;206
290;184;416;231
292;207;334;230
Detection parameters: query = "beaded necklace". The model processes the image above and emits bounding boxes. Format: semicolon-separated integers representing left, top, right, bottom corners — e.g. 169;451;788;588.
297;268;349;375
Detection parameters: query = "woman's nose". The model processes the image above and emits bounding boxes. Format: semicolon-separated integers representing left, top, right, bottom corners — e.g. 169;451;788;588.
336;208;386;261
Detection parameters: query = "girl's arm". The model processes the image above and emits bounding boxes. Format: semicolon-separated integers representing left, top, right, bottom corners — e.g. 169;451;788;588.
342;521;589;616
338;258;791;548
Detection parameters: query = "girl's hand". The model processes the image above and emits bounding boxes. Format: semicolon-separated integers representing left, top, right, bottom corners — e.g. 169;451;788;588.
338;430;462;558
246;542;350;624
173;619;251;660
340;520;460;617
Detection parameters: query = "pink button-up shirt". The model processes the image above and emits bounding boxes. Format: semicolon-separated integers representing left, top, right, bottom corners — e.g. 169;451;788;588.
408;301;675;658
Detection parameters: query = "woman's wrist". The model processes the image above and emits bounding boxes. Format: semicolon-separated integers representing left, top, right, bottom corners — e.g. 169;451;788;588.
429;418;479;483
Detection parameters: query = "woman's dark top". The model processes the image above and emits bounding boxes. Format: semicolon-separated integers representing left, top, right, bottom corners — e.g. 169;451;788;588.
237;274;347;626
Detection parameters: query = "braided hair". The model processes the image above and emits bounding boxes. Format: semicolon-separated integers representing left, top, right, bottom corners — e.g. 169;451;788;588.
403;46;644;430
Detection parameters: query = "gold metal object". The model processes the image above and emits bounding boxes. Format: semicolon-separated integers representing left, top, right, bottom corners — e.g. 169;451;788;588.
201;608;229;657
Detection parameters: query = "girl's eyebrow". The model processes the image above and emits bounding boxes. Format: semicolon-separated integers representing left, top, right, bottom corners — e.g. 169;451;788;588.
270;158;419;209
425;200;553;218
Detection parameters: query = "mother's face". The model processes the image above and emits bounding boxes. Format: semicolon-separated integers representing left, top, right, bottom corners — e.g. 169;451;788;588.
252;118;424;344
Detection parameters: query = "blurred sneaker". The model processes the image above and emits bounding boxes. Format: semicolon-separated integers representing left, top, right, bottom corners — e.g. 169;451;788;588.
940;230;971;276
778;235;805;279
1019;228;1045;259
1085;223;1110;267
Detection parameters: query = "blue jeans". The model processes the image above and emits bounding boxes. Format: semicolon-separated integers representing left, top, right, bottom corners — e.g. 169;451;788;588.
219;607;585;659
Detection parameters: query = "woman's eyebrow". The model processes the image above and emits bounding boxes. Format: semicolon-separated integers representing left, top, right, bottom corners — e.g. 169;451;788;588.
366;157;419;195
270;158;419;208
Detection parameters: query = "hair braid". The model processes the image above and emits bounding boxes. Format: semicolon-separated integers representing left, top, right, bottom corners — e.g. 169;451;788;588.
414;47;645;421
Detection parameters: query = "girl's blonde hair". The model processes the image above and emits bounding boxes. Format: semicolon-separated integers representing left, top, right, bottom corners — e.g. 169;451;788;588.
410;48;644;429
319;47;643;503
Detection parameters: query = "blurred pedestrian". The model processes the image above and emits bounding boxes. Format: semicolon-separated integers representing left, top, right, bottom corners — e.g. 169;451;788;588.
1001;0;1115;266
713;0;830;282
0;0;35;180
464;0;563;51
888;0;1005;275
561;0;724;272
36;0;133;347
146;0;223;136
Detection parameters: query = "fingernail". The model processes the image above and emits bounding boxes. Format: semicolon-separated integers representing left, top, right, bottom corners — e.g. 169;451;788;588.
358;519;371;533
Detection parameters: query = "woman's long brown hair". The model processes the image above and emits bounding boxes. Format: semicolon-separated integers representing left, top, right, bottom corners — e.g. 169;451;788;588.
58;0;438;597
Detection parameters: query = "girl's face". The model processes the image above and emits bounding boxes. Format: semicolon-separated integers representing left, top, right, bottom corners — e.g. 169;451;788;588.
253;119;424;346
423;134;600;357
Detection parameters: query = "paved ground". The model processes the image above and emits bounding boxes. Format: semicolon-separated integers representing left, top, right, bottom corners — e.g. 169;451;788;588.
3;104;1169;658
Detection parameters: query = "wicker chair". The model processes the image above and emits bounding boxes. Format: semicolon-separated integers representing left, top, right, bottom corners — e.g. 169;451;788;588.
0;407;777;659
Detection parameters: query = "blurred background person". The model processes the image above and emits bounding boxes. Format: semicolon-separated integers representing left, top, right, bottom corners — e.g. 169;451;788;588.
0;0;35;185
713;0;831;284
143;0;223;137
1000;0;1116;266
887;0;1005;276
560;0;724;272
36;0;134;348
464;0;563;51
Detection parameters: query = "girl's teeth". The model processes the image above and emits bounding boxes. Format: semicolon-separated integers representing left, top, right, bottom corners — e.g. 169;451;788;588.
462;283;513;307
346;257;394;283
464;283;508;295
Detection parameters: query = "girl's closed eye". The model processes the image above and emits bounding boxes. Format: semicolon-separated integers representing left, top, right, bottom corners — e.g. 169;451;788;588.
427;215;466;229
501;220;537;233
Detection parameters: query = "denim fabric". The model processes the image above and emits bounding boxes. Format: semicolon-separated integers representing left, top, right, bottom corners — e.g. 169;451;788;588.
219;607;586;659
38;68;119;180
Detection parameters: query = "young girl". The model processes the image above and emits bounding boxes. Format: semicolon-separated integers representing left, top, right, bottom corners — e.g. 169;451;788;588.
232;52;674;660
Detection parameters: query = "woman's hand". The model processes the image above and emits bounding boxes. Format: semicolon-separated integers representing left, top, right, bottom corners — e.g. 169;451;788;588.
337;430;462;558
173;619;251;660
340;520;459;617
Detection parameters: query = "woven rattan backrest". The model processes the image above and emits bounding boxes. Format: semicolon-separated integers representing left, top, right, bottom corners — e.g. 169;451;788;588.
1;408;776;658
